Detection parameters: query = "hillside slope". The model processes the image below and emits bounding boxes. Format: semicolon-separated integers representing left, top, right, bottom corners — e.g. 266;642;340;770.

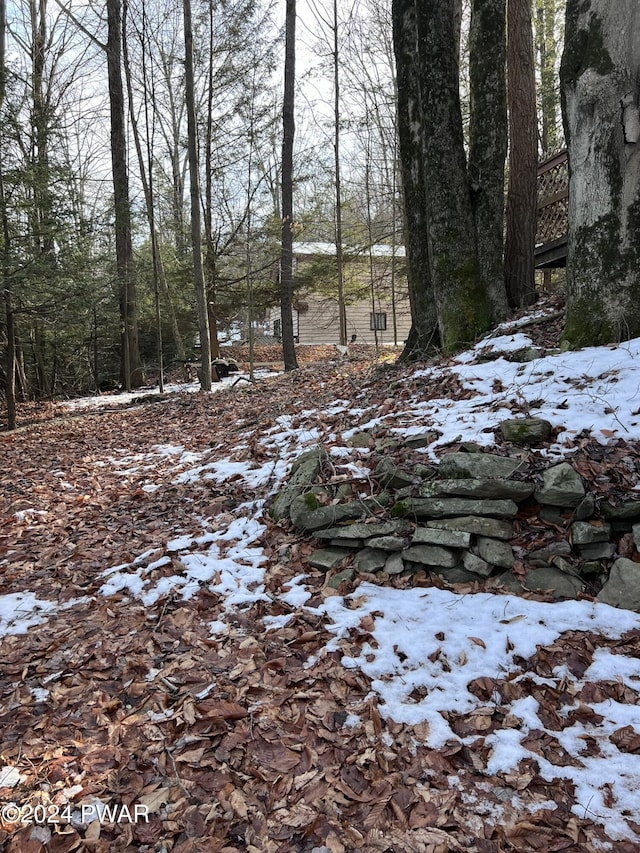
1;298;639;852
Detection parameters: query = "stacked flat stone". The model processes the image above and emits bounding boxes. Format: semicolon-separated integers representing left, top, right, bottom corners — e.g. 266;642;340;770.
269;445;640;611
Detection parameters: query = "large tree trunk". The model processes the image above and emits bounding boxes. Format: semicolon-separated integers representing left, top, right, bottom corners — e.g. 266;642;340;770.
107;0;142;389
469;0;509;324
504;0;538;310
204;0;220;362
1;172;15;430
183;0;212;390
30;0;53;260
392;0;440;360
332;0;347;347
415;0;491;352
280;0;299;372
0;0;15;430
561;0;640;346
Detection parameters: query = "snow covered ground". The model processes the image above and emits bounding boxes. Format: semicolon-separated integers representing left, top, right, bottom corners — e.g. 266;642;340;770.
5;307;640;845
61;368;280;412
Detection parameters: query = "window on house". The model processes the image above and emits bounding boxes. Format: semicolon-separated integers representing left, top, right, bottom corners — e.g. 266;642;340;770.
370;312;387;331
273;318;282;339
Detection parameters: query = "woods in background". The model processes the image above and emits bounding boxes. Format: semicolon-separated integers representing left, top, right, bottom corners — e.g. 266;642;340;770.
3;1;636;427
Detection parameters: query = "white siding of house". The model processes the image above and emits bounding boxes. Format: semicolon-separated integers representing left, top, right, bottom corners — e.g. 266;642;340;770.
268;293;412;346
268;244;412;346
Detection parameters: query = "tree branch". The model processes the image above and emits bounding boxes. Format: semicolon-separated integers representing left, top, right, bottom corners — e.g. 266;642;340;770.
51;0;106;51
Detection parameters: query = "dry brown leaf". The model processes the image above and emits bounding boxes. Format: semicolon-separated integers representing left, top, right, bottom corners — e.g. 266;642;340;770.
138;787;172;812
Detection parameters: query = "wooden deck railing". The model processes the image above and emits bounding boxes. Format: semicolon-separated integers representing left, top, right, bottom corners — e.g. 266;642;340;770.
535;149;568;268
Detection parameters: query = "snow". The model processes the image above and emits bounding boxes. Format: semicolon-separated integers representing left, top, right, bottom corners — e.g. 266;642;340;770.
10;303;640;843
0;766;26;788
0;592;57;638
318;583;638;737
60;372;267;412
99;514;269;610
585;648;640;688
449;342;640;449
315;583;640;841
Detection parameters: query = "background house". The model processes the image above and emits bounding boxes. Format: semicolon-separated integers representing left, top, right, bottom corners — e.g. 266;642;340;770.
269;242;412;346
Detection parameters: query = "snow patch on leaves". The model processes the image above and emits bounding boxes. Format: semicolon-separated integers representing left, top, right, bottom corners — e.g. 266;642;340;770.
316;583;640;841
100;514;269;611
0;591;57;637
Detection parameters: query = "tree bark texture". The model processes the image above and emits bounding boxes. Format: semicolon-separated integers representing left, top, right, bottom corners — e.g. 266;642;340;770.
561;0;640;346
107;0;142;389
0;165;15;431
30;0;53;259
183;0;212;390
204;0;220;362
416;0;491;352
392;0;440;359
333;0;347;346
280;0;298;372
0;0;15;429
504;0;538;310
469;0;509;323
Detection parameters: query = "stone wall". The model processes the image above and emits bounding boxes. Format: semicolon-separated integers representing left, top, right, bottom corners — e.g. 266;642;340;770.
269;446;640;612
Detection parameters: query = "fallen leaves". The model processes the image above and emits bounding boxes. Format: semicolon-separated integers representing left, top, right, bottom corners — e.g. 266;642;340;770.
2;330;640;851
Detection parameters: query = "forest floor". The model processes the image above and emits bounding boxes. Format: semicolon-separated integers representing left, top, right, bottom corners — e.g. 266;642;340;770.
1;298;640;853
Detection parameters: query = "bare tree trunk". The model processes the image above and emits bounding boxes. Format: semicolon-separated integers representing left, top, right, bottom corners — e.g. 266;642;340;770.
0;174;15;429
504;0;538;309
204;0;220;361
107;0;142;389
561;0;640;345
469;0;509;323
30;0;52;259
392;0;440;361
0;0;16;430
332;0;347;346
416;0;490;352
14;333;29;401
183;0;211;390
280;0;299;371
